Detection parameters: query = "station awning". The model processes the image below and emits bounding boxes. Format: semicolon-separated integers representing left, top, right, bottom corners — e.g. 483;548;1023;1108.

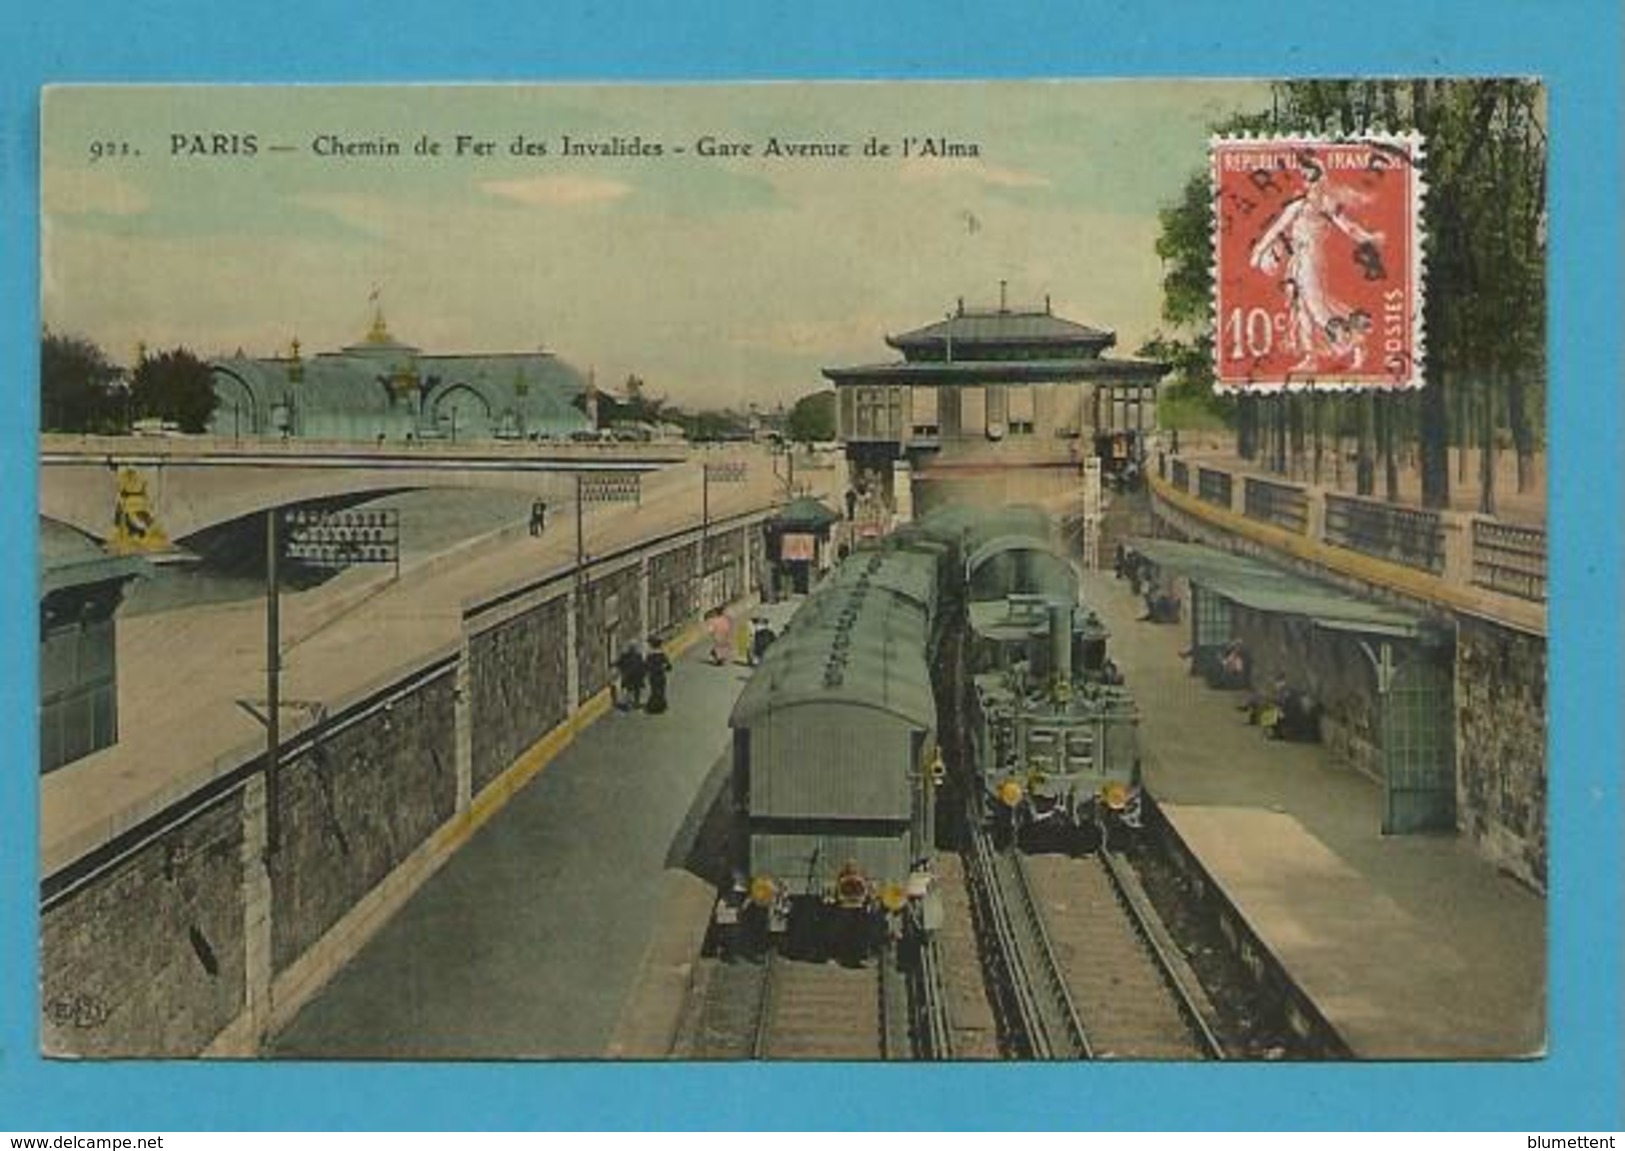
1127;538;1429;637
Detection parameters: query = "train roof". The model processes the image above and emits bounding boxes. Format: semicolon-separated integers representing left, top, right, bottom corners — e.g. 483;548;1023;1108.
965;534;1079;604
820;546;942;614
965;532;1071;576
960;505;1055;551
731;570;936;730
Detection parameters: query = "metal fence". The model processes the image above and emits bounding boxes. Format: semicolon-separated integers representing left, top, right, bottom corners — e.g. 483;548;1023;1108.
1196;466;1232;509
1243;476;1310;535
1471;520;1547;602
1324;494;1446;574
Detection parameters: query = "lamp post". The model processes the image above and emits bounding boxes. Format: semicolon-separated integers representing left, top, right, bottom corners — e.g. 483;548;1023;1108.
771;438;797;497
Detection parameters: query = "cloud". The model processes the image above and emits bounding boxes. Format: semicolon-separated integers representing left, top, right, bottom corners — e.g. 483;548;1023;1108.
42;166;150;218
726;315;898;356
897;159;1053;189
479;175;633;207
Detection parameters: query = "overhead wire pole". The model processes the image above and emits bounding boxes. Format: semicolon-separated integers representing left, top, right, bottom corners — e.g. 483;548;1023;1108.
265;510;281;854
260;506;400;857
575;467;643;590
701;459;748;610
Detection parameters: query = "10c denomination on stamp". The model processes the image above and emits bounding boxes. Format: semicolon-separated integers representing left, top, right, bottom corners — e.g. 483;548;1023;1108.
1212;133;1425;391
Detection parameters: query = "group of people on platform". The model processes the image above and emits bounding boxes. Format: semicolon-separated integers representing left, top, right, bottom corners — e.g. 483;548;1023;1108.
613;638;673;714
1113;546;1322;745
1118;542;1183;624
1242;669;1322;743
1196;637;1322;743
613;610;781;715
705;608;777;668
1116;545;1181;625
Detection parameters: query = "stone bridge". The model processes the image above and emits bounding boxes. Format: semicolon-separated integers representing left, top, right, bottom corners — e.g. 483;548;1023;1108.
39;434;723;544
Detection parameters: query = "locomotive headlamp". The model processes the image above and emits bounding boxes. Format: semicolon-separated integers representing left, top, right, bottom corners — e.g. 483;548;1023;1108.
748;875;777;907
879;882;908;913
835;864;868;906
997;779;1024;807
1101;781;1130;811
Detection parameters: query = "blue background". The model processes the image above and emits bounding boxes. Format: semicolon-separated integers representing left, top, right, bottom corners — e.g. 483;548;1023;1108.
2;0;1619;1132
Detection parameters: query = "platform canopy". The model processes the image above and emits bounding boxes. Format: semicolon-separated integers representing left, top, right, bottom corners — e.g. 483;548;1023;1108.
40;519;149;597
1127;538;1431;637
771;496;841;529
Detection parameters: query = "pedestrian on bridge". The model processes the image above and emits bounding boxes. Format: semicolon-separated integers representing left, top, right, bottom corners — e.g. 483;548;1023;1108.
529;500;548;537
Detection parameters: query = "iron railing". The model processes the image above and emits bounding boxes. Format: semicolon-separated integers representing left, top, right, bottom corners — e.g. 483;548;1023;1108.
1196;467;1232;510
1471;520;1547;602
1324;494;1446;574
1242;477;1310;535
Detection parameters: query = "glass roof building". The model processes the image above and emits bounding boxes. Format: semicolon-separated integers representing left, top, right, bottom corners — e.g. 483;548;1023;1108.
209;310;593;443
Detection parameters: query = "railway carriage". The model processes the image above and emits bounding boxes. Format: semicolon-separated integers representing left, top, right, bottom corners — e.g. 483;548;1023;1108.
721;546;949;956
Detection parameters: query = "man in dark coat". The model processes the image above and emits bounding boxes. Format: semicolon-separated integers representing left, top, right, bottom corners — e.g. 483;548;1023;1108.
750;619;778;666
644;637;673;714
615;642;645;710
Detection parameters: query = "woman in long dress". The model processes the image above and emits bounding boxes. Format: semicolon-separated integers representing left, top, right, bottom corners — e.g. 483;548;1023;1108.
706;610;733;665
644;637;673;714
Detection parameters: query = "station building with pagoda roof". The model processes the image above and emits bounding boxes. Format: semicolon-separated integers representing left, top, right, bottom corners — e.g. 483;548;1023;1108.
208;309;594;443
822;291;1166;516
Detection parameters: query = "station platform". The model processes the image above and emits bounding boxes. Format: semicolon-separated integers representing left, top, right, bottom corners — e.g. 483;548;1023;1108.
272;595;805;1058
1080;567;1545;1059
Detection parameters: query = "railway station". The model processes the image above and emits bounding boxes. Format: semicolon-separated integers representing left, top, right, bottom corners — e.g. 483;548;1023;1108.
36;81;1553;1070
37;371;1547;1063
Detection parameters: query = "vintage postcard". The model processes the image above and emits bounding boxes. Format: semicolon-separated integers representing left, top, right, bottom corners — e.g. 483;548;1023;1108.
38;80;1547;1065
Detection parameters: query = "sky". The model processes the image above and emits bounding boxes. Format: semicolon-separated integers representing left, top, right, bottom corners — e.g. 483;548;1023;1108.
42;81;1270;409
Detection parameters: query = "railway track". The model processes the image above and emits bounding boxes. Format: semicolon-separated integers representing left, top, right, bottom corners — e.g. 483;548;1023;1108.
1025;850;1225;1059
964;822;1092;1058
681;830;1222;1061
682;943;921;1060
964;819;1225;1060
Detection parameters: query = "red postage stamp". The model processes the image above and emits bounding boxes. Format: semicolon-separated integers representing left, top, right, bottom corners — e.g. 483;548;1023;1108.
1212;134;1424;391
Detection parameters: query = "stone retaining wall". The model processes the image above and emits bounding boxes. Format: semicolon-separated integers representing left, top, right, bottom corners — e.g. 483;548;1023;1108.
41;514;771;1056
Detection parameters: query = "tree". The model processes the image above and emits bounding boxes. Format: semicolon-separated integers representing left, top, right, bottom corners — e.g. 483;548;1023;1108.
1149;82;1547;509
130;347;218;433
674;408;751;442
785;390;835;443
41;330;121;432
1273;80;1548;511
